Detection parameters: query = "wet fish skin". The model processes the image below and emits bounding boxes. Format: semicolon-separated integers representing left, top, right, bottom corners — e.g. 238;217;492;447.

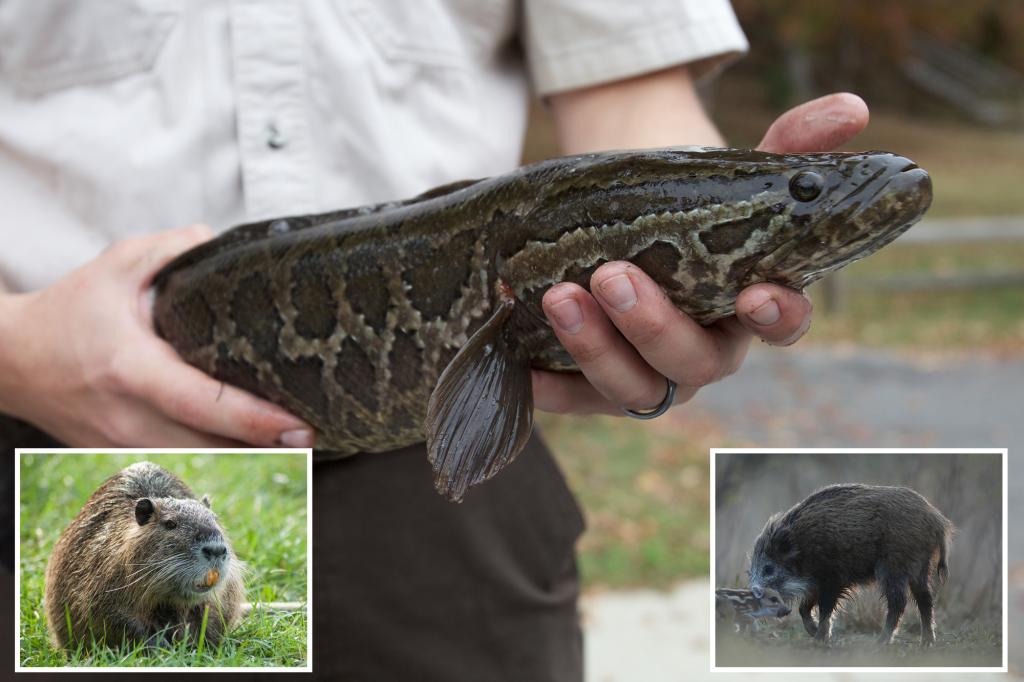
152;148;933;500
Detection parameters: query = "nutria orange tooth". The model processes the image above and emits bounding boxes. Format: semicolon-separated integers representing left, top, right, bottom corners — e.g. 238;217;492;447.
206;568;220;586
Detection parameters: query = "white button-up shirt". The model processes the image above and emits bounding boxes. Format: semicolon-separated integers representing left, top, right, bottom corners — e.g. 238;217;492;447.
0;0;746;292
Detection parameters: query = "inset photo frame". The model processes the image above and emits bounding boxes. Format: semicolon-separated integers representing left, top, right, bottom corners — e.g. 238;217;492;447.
15;448;312;673
711;448;1007;674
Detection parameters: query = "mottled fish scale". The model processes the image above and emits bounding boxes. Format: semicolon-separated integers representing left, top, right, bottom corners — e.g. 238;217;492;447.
153;148;932;500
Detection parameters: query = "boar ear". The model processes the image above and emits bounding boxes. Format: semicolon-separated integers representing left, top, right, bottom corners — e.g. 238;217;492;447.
774;527;799;561
201;494;212;509
135;498;156;526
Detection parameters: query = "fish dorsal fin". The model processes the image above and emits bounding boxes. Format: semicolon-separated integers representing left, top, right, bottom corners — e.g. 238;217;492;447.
154;178;486;290
414;178;483;201
425;293;533;501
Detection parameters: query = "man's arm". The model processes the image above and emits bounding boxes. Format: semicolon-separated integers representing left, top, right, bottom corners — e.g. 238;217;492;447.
550;66;724;153
532;66;868;415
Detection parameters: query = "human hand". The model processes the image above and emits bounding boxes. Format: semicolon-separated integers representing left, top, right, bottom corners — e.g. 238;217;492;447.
534;92;870;415
0;225;315;447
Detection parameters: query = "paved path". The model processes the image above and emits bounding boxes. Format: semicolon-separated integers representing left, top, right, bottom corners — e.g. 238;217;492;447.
583;345;1022;679
687;344;1021;454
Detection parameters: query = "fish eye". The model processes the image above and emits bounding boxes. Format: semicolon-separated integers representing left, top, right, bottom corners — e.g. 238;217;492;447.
789;171;824;201
163;519;177;530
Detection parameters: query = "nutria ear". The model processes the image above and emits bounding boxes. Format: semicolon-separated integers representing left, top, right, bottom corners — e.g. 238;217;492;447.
201;494;211;509
135;498;156;525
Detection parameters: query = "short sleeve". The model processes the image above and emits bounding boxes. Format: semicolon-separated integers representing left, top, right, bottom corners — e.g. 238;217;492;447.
522;0;749;96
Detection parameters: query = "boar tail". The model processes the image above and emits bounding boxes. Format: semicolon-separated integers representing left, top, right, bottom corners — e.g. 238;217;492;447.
936;536;950;584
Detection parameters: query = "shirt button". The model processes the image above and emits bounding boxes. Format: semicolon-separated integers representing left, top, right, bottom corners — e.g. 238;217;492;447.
266;122;287;150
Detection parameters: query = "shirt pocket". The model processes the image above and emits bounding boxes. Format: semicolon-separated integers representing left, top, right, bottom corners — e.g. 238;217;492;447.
0;0;178;95
344;0;474;69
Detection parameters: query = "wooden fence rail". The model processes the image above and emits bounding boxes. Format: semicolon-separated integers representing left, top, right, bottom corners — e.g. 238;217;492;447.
818;216;1024;313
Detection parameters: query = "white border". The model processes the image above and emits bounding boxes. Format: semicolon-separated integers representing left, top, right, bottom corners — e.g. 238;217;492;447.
13;448;314;674
709;448;1009;674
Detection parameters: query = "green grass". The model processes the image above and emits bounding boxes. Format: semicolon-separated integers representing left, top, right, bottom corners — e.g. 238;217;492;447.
805;239;1024;350
18;452;308;669
809;283;1024;350
539;413;722;589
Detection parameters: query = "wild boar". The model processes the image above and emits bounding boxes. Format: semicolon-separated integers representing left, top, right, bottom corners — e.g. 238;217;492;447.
748;483;952;645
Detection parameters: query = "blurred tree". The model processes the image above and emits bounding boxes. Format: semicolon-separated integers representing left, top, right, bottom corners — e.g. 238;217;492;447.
729;0;1024;123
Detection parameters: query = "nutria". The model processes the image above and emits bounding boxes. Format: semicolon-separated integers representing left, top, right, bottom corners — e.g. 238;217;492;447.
44;462;244;650
748;483;953;645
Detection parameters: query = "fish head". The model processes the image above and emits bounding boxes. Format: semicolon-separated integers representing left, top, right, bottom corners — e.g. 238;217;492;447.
750;150;932;288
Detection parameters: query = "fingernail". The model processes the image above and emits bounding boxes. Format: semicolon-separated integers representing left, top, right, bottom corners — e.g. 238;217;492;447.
748;298;781;326
774;313;812;347
548;298;583;334
279;429;314;448
598;274;637;312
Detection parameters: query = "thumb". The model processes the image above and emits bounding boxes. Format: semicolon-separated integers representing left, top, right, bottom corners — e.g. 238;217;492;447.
757;92;869;153
133;223;215;283
130;224;215;324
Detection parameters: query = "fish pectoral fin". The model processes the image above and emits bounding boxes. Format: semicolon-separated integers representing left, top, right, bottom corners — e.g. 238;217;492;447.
425;296;534;502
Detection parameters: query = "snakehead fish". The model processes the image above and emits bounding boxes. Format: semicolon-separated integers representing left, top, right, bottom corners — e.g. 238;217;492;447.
152;148;932;500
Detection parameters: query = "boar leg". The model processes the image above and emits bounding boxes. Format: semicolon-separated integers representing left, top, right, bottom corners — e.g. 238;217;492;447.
878;576;908;644
798;598;818;637
813;588;839;642
909;573;935;647
799;585;819;637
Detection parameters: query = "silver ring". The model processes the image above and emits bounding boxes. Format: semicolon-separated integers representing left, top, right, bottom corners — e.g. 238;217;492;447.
622;377;677;420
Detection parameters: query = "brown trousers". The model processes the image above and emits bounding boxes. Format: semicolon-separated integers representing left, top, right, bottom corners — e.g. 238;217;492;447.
3;417;585;681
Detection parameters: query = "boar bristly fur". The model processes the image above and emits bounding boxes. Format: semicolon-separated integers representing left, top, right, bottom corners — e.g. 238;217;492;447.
749;483;952;646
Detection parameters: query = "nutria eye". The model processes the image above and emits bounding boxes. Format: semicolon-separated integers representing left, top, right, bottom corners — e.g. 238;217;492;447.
789;171;824;201
764;564;775;576
163;520;177;530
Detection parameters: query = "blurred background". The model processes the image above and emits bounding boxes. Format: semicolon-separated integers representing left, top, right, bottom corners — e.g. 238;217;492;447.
522;3;1024;679
715;451;1002;667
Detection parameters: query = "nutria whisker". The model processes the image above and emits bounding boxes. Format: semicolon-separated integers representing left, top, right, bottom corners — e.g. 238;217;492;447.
139;559;196;603
106;566;164;593
123;556;187;580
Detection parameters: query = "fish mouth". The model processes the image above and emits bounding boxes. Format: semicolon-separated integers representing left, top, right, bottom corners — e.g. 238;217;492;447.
796;163;932;286
844;165;931;251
